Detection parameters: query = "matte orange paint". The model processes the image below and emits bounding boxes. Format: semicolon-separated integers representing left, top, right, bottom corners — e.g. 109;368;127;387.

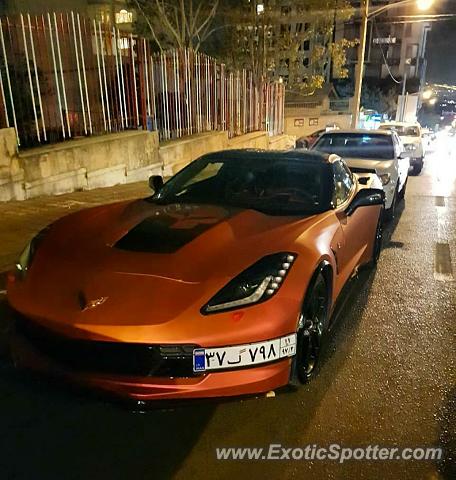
7;180;381;401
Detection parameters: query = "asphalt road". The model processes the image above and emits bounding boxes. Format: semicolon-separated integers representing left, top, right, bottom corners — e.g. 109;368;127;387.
0;138;454;480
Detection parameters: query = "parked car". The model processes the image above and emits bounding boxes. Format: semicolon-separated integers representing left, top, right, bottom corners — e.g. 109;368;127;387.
312;129;409;221
378;121;424;175
296;129;327;149
7;150;384;402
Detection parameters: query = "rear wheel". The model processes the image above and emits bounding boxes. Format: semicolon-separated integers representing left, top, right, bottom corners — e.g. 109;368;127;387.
411;158;423;175
294;273;329;384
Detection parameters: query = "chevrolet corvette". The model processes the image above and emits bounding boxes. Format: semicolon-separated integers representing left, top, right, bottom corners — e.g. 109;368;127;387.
6;150;384;401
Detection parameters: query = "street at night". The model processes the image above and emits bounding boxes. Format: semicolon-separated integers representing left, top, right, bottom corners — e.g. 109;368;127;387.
1;0;456;479
0;137;454;479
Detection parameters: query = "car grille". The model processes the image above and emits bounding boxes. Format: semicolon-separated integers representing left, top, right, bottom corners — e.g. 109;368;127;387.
349;167;377;174
14;313;198;378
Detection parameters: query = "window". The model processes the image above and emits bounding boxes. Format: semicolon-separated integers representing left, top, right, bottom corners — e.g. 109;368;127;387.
332;160;354;207
115;9;133;24
303;40;310;51
153;156;332;215
303;57;310;67
314;133;395;160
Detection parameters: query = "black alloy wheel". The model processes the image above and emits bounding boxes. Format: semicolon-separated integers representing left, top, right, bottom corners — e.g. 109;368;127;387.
296;273;329;384
370;211;383;266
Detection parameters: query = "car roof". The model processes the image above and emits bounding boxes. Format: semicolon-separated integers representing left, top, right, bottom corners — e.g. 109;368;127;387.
380;121;420;127
318;128;394;136
201;149;339;164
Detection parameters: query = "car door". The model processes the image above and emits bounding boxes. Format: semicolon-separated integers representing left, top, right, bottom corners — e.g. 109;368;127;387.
331;159;377;294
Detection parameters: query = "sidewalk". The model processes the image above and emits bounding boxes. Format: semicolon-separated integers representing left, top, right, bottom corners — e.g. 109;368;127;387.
0;181;150;275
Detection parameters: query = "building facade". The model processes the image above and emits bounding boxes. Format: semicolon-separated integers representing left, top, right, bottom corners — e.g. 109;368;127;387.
0;0;135;31
339;1;431;85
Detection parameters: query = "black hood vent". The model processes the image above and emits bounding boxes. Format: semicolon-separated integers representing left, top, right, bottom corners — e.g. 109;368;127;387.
115;207;234;253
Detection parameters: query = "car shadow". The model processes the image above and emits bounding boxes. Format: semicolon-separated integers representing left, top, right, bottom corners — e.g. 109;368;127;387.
383;197;406;245
0;295;217;480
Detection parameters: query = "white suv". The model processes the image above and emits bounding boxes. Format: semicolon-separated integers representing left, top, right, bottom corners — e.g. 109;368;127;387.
312;129;409;221
379;122;424;175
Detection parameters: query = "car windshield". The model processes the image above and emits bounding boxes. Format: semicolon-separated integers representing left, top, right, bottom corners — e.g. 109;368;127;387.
379;124;420;137
313;133;395;160
150;155;331;215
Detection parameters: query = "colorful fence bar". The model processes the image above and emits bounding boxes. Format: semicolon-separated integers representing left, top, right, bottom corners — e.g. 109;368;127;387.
0;12;285;148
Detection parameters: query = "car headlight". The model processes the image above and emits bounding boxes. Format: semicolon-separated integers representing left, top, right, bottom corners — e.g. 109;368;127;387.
15;226;50;278
405;144;417;152
378;173;391;185
202;252;297;314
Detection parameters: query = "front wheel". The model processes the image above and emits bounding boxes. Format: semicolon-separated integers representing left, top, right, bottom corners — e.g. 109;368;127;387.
294;273;329;384
368;210;383;267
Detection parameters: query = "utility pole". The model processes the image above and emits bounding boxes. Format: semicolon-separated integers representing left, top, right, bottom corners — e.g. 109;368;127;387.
351;0;369;128
400;71;407;120
351;0;434;128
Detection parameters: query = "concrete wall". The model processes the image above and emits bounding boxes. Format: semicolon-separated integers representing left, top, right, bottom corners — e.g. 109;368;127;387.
160;131;295;176
0;128;295;202
284;113;352;138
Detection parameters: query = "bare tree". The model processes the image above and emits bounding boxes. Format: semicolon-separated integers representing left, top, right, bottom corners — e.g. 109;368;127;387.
131;0;219;52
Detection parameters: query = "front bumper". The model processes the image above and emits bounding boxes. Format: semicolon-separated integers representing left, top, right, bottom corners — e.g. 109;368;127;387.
11;314;292;401
383;182;397;210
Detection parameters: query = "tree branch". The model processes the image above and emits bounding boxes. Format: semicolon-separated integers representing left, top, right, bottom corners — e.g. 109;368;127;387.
131;0;164;51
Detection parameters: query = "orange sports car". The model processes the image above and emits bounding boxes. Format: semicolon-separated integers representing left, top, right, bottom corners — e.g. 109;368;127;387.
6;150;384;402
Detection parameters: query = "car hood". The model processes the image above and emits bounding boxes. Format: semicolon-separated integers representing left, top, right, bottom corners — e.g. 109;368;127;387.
9;199;323;338
344;157;394;173
35;199;317;281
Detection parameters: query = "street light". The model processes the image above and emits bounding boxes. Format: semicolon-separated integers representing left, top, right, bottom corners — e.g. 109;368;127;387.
351;0;435;128
417;0;434;10
422;89;433;100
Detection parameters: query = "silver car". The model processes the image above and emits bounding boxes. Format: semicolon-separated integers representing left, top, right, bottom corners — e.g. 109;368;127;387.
312;129;409;221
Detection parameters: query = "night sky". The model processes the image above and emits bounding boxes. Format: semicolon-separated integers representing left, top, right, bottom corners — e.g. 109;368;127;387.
426;0;456;84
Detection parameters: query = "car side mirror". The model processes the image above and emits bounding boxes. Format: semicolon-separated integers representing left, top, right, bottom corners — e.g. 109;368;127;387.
345;188;385;216
149;175;164;193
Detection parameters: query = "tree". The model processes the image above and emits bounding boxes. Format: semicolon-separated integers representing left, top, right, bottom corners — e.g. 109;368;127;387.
205;0;356;92
131;0;219;52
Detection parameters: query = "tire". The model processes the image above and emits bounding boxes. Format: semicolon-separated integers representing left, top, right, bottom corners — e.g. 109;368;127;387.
411;158;423;175
293;273;329;384
368;210;383;267
384;186;398;222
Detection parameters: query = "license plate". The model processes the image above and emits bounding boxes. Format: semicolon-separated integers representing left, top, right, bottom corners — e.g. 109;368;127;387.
193;334;296;372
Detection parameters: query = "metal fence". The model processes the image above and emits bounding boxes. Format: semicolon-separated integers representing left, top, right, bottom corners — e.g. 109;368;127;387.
0;12;285;148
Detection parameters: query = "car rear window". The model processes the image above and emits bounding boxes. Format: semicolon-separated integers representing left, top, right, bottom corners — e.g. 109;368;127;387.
313;133;395;160
379;125;419;137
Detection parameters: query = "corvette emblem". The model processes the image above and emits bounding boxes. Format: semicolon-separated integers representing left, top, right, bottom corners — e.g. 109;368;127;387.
78;292;108;311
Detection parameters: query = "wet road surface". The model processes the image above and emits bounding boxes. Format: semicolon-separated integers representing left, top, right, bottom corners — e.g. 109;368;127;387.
0;138;454;479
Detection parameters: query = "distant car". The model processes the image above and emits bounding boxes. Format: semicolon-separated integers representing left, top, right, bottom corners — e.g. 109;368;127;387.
312;129;409;221
296;129;327;149
378;122;424;175
7;149;384;402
